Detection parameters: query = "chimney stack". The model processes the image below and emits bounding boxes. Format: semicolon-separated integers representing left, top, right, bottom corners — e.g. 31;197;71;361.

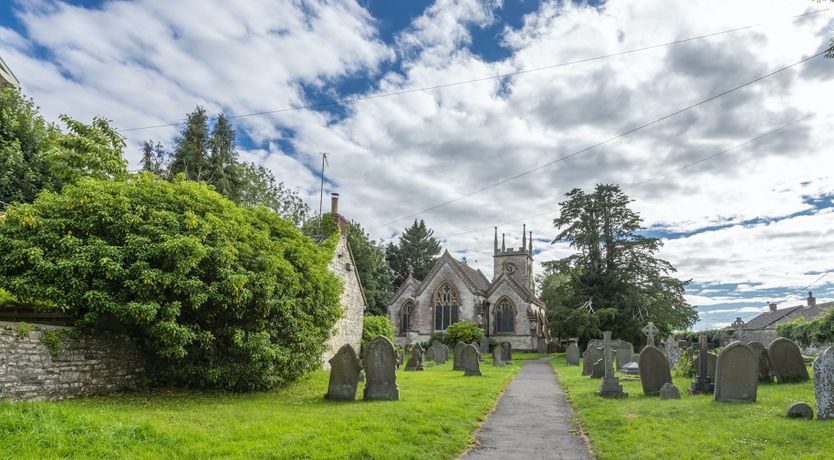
329;192;348;237
808;291;816;307
330;192;339;215
768;302;777;313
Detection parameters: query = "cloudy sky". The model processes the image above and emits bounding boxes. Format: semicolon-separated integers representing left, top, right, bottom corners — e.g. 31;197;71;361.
2;0;833;330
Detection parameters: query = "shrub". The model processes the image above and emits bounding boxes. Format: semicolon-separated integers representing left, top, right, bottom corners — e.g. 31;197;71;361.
362;315;394;348
0;174;342;390
445;321;484;345
672;351;694;378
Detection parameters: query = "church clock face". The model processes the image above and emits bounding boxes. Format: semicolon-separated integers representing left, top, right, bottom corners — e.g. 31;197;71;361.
503;262;516;275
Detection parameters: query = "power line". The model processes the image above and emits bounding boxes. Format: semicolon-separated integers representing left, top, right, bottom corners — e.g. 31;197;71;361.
440;112;818;240
371;49;828;231
120;8;831;133
777;272;831;306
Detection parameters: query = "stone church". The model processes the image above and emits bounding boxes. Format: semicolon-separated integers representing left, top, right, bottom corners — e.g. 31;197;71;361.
387;226;550;352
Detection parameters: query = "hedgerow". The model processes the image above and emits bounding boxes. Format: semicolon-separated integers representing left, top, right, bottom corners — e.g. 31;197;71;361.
0;174;342;390
777;309;834;347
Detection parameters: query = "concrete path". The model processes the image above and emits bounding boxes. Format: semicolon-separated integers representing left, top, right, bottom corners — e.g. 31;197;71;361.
461;359;593;460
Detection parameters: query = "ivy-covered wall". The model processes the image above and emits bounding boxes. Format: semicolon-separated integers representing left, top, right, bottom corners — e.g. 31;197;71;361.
0;322;144;401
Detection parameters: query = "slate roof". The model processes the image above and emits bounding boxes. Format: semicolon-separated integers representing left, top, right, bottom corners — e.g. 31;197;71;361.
450;257;491;292
745;301;834;329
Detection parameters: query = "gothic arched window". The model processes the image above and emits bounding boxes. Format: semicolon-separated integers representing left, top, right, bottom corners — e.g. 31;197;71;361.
495;298;515;333
400;301;414;334
434;283;459;330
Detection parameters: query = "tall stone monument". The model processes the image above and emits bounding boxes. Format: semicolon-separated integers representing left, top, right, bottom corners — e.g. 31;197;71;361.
597;331;627;398
363;336;399;401
690;335;714;394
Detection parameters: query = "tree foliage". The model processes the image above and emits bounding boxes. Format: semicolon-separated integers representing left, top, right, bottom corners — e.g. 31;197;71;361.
445;321;484;345
236;162;309;226
777;308;834;347
346;220;393;316
542;184;697;346
0;175;342;390
46;115;127;184
362;315;395;348
385;219;442;288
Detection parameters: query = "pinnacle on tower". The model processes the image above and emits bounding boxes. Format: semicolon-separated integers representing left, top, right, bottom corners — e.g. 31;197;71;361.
522;224;527;250
529;230;532;252
494;226;498;254
501;233;506;252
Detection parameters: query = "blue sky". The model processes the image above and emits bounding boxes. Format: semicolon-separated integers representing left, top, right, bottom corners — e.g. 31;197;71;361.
1;0;833;330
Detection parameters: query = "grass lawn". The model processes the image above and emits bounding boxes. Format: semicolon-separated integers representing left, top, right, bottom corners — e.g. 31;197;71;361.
551;354;832;460
0;353;539;459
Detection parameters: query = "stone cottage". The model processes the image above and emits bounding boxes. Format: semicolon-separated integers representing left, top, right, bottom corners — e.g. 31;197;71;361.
320;193;367;369
733;292;833;346
0;54;19;88
386;226;549;352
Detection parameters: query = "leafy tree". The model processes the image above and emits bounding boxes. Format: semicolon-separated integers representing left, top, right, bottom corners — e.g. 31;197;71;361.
0;174;342;390
347;220;393;315
206;113;240;198
140;140;167;177
237;162;310;226
46;115;128;184
0;89;58;210
543;184;697;346
445;321;484;345
170;106;209;182
362;315;395;348
385;219;442;288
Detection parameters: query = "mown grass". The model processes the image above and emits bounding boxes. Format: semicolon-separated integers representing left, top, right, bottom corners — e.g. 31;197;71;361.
0;354;534;459
551;354;832;460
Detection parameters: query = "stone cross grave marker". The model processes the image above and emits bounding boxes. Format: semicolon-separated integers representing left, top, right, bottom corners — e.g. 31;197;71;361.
363;336;399;401
642;322;658;348
597;331;627;398
689;335;713;394
463;344;483;376
325;344;360;401
813;347;834;419
714;341;758;403
492;344;506;367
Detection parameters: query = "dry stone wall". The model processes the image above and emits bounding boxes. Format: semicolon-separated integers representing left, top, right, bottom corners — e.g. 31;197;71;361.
0;322;144;401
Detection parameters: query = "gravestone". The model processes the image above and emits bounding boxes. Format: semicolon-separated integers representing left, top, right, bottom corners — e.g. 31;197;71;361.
325;344;360;401
613;340;634;369
660;382;681;400
566;342;580;365
398;348;405;368
786;402;813;419
424;347;435;362
768;337;809;383
453;341;466;370
583;341;603;376
431;341;447;365
694;352;717;379
405;347;424;371
620;362;639;375
363;336;399;401
501;341;513;364
813;347;834;419
479;336;490;357
591;359;604;378
642;322;659;348
597;331;627;398
547;342;560;353
537;340;547;353
714;341;758;403
638;345;672;396
493;344;506;366
664;338;681;368
747;341;772;382
690;335;714;395
463;344;483;376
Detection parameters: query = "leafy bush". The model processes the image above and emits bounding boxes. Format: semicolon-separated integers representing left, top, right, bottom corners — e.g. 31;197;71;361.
672;351;694;378
362;315;394;348
445;321;484;345
777;309;834;347
0;174;342;390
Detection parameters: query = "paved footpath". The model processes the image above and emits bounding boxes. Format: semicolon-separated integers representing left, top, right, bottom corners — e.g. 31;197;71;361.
461;358;593;460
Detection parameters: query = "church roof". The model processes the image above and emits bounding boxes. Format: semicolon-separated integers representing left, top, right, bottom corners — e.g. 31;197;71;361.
450;257;490;292
745;301;834;330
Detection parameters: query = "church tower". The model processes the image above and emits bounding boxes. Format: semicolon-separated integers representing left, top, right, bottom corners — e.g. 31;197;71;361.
493;225;534;291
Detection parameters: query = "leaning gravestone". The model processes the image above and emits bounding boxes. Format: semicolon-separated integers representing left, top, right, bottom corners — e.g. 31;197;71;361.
665;338;681;368
363;336;399;401
566;342;580;366
431;341;447;365
583;341;603;376
453;341;466;371
769;337;809;383
747;341;772;382
493;344;506;367
501;341;513;364
660;382;681;400
325;344;360;401
813;347;834;419
714;341;758;403
463;344;483;376
638;345;672;396
405;347;424;371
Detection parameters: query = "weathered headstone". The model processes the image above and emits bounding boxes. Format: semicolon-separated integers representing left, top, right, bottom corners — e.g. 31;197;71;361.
405;347;424;371
583;341;603;376
363;336;399;401
690;335;714;395
768;337;809;383
566;341;580;365
501;341;513;364
493;344;506;366
591;358;604;378
664;338;681;368
694;352;717;379
479;336;489;357
747;341;772;383
547;342;560;353
638;345;672;396
431;341;447;365
613;340;634;370
424;347;435;362
813;347;834;420
660;382;680;400
453;341;466;371
597;331;627;398
537;340;547;354
398;348;405;368
714;341;758;403
786;402;813;419
325;344;360;401
463;344;483;376
642;322;659;348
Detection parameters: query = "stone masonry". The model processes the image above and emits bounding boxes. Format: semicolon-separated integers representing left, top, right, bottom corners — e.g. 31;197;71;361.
0;322;144;401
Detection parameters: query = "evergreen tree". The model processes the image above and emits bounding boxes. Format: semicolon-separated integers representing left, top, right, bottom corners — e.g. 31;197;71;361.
207;113;240;198
170;106;209;181
385;219;441;288
140;140;167;177
542;184;697;346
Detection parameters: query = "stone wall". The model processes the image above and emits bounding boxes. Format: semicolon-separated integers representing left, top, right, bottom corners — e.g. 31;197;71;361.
321;235;366;369
0;322;144;401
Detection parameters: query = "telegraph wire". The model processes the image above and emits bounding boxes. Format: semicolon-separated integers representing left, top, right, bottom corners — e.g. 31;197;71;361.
777;272;832;306
371;49;828;231
120;7;831;133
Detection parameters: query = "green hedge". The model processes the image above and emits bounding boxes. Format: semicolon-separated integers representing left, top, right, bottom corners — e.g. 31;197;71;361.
0;174;342;390
777;309;834;347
